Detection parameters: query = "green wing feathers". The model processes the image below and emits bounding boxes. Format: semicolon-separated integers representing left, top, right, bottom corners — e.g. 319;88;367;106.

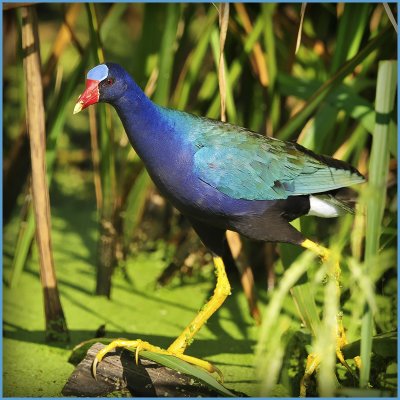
193;124;365;201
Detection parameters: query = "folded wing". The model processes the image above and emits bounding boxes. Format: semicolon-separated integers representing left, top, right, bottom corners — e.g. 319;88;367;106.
193;126;365;201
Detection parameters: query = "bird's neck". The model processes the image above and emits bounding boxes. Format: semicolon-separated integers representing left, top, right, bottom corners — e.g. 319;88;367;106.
112;81;171;159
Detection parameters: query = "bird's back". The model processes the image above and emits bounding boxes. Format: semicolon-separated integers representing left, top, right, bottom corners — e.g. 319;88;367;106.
163;109;365;201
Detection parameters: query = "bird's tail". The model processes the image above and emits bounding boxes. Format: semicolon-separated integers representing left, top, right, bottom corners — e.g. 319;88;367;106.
307;193;355;218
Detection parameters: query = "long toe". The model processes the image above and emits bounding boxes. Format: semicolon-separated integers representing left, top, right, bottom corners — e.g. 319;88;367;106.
92;338;223;381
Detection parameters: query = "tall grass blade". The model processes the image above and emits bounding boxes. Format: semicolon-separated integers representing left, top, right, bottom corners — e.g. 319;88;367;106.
330;3;371;74
172;7;217;109
277;27;393;140
234;3;268;87
218;3;229;122
206;16;265;118
86;3;117;297
256;251;316;395
342;330;397;360
278;73;395;158
290;283;320;337
87;4;104;63
89;106;102;210
315;256;340;397
153;3;180;106
9;199;34;287
99;3;129;42
138;350;236;397
360;60;397;387
122;168;151;251
262;3;280;135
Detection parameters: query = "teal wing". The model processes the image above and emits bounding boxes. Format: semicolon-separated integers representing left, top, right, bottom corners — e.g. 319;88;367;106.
193;123;365;201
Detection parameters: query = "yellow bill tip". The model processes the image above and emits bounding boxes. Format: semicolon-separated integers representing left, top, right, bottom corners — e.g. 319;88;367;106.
73;102;83;115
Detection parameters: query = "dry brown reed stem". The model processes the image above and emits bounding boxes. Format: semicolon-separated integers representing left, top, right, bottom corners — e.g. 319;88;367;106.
383;3;398;33
234;3;268;86
21;5;69;341
3;3;33;11
218;3;261;323
295;3;307;55
218;3;229;123
42;3;82;87
226;231;262;324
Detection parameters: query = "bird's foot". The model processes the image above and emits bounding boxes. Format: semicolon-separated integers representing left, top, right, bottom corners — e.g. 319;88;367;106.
299;315;361;397
299;352;319;397
335;314;362;373
92;338;223;381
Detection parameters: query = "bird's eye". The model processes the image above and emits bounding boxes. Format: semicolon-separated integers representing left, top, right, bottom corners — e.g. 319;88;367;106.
104;78;115;86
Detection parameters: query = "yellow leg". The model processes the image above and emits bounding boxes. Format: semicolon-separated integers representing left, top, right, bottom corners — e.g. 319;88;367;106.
299;353;320;397
301;239;338;279
299;239;360;396
92;256;231;380
168;256;231;353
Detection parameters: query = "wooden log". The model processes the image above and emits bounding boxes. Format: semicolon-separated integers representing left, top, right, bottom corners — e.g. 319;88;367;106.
62;343;226;397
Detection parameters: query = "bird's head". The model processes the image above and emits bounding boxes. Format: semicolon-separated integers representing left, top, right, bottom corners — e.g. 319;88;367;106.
73;63;128;114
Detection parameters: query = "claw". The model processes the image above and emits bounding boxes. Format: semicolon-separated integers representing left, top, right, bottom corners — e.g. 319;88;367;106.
135;340;143;365
214;365;224;383
92;357;99;380
91;339;125;380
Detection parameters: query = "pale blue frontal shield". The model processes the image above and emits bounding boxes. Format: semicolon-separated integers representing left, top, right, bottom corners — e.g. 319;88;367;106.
87;64;109;81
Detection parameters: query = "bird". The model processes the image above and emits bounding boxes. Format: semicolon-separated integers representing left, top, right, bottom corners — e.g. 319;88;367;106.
74;63;365;387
